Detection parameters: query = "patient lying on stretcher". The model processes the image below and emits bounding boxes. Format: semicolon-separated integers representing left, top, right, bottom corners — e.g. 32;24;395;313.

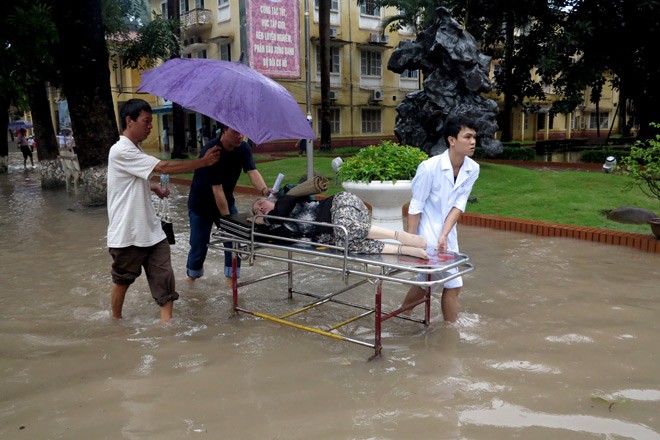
250;192;428;259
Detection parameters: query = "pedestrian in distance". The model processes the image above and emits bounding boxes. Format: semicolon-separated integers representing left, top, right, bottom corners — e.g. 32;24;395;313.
162;127;170;152
17;128;33;169
295;138;307;156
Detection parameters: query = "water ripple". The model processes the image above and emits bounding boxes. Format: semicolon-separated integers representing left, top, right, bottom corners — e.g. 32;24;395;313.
489;360;561;374
545;333;594;344
459;399;660;439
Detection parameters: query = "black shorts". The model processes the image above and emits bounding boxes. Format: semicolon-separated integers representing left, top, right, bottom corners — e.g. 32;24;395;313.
109;239;179;306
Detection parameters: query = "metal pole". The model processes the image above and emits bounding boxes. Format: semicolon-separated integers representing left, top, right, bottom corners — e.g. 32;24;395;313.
304;0;314;180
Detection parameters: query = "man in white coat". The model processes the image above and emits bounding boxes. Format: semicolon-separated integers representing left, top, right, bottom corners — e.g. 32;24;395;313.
400;115;480;322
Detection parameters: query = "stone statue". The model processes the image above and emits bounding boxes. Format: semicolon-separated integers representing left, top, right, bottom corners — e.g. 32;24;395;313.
388;7;503;157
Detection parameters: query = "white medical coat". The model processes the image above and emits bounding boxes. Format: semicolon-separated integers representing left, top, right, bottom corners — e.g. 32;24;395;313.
408;150;480;253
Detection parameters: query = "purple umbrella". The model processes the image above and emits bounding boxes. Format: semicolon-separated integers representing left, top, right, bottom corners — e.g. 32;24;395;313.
137;58;316;145
8;120;33;130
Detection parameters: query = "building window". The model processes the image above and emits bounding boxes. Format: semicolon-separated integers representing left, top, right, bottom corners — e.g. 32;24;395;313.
317;108;341;134
218;0;230;21
401;69;418;79
361;51;381;77
314;0;339;11
161;1;167;17
219;44;231;61
179;0;189;13
195;0;204;8
361;109;381;133
360;0;380;16
316;46;340;74
197;49;207;59
589;112;609;129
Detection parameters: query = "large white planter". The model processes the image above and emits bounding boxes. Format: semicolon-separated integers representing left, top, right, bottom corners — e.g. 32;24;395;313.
342;180;412;232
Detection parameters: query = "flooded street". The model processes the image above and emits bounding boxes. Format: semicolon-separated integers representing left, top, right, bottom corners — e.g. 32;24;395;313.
1;160;659;439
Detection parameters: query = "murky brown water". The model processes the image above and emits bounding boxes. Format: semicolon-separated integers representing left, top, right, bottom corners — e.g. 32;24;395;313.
1;156;659;439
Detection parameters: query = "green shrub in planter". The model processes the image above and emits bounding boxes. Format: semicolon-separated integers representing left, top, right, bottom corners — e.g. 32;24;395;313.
337;141;428;183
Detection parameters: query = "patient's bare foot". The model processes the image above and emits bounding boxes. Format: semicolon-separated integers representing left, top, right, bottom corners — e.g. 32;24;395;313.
396;231;427;248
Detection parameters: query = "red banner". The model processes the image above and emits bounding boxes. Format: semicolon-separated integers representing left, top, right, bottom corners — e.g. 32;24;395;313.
246;0;301;79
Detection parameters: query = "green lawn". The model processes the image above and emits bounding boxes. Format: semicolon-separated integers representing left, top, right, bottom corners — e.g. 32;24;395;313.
167;151;659;235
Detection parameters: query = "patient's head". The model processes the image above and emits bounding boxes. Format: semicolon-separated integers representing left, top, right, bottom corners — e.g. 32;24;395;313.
251;197;275;215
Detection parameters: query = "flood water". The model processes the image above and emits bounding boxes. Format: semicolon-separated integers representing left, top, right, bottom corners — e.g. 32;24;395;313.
1;157;659;440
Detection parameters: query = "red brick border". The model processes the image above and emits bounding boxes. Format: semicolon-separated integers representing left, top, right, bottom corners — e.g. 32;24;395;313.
459;213;658;254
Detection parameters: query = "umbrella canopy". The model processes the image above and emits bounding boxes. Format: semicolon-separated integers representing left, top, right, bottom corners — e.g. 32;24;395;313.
8;120;33;130
138;58;316;145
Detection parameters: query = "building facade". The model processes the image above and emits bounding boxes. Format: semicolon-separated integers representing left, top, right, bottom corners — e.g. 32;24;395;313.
106;0;621;151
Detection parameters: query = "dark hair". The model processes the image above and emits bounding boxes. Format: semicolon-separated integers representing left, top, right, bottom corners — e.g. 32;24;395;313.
119;99;152;130
217;123;227;135
444;115;477;146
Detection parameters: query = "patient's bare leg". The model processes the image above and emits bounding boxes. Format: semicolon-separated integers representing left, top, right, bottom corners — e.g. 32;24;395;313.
367;226;426;248
382;243;428;259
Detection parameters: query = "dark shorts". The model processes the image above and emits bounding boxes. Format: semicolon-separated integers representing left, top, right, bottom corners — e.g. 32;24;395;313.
109;239;179;306
20;145;32;159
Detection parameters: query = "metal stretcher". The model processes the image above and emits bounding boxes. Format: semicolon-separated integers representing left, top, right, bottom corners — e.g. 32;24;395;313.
211;213;474;359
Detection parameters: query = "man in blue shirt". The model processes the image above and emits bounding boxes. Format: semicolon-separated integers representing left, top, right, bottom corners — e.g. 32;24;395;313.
187;125;271;282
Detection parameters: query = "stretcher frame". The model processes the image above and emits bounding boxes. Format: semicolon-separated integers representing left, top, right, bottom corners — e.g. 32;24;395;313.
211;214;474;359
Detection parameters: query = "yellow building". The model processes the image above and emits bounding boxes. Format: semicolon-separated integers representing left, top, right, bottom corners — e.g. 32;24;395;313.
123;0;422;151
488;65;622;144
107;0;621;151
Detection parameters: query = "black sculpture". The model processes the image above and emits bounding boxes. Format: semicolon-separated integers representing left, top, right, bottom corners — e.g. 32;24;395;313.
388;7;503;156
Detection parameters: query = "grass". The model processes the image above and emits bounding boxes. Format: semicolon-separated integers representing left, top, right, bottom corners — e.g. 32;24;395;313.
165;151;659;235
468;162;658;234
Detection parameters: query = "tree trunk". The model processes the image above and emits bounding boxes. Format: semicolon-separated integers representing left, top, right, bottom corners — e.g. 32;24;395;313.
318;0;332;151
500;9;515;142
168;0;188;159
0;97;9;174
27;83;64;188
53;0;118;206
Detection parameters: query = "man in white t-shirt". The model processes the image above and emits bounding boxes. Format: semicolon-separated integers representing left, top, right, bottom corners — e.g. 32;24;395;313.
400;115;480;322
107;99;220;323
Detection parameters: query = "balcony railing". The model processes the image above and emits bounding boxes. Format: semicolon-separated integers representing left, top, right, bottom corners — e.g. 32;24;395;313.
181;9;212;30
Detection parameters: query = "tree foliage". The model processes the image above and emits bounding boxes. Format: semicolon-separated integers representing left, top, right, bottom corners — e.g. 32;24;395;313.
376;0;569;141
538;0;660;139
377;0;660;140
621;123;660;201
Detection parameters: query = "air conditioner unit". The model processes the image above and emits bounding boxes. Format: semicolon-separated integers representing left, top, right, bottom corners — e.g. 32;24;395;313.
371;89;384;101
328;90;339;100
380;34;390;44
330;27;338;38
369;33;381;43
